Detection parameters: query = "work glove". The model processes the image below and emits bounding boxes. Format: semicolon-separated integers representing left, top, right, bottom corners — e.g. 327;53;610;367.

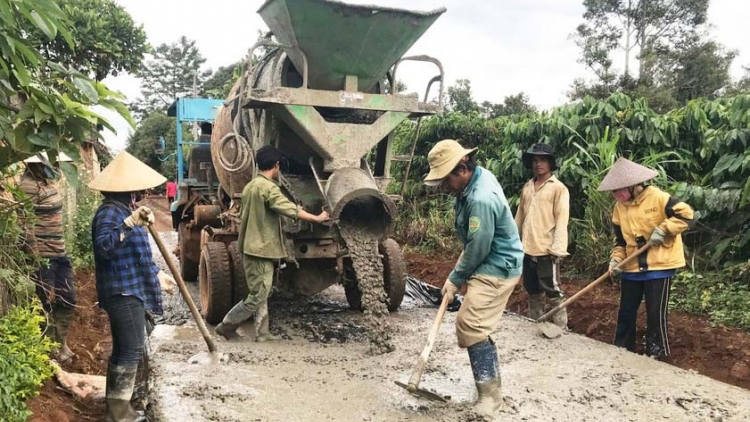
157;270;177;294
649;227;666;246
442;280;459;301
609;259;622;276
123;206;154;228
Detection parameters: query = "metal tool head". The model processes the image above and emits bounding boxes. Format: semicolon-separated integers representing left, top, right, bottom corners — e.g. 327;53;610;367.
394;380;447;402
539;321;563;339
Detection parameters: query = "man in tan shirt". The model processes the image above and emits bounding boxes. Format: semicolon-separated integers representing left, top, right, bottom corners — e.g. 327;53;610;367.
514;143;570;328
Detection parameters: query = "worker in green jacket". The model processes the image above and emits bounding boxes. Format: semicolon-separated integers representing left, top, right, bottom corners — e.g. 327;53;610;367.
215;146;329;340
424;139;524;416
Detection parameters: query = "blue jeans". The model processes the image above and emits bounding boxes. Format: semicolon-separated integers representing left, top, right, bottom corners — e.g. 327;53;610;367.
103;295;146;366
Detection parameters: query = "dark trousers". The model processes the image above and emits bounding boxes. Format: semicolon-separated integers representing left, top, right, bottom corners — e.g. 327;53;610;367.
103;295;146;366
614;277;672;358
522;254;563;298
35;256;77;311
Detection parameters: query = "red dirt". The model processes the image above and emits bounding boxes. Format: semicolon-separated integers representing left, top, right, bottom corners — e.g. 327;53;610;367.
405;251;750;391
27;270;109;422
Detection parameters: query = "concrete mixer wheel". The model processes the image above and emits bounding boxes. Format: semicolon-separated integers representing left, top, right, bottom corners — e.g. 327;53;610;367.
380;238;406;312
199;242;233;325
227;241;249;304
178;223;199;282
344;238;406;312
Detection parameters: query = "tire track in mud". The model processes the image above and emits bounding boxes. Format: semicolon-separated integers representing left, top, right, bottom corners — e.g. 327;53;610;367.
339;222;394;354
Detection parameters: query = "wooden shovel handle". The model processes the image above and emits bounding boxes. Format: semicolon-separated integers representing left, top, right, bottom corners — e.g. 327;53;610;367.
536;243;651;323
407;292;452;389
147;224;218;353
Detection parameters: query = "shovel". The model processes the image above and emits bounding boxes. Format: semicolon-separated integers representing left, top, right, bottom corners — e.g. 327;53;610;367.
147;224;225;362
536;243;652;339
395;292;451;402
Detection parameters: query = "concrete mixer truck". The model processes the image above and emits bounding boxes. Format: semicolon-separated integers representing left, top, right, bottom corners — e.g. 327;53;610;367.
186;0;445;324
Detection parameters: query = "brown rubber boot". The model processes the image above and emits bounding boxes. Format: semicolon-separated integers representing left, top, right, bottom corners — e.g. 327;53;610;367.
254;301;281;342
105;363;146;422
528;293;545;320
473;378;503;416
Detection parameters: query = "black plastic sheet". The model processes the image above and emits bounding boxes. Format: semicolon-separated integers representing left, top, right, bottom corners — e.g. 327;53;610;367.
404;275;463;312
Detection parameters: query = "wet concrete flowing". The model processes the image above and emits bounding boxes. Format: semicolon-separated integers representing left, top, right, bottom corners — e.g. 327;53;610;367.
338;222;394;354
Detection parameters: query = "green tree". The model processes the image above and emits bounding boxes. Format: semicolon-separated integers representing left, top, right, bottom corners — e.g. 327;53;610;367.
726;66;750;96
202;61;241;99
481;92;537;118
0;0;133;176
132;36;211;118
574;0;709;81
24;0;148;81
446;79;479;114
125;112;177;180
654;37;735;103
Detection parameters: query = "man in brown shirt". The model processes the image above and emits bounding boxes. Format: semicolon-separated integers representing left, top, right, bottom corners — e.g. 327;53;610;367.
514;144;570;328
18;153;77;362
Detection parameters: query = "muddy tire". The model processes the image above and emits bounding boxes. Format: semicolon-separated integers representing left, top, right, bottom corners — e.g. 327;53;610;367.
178;223;199;282
344;238;406;312
199;242;233;325
227;241;249;304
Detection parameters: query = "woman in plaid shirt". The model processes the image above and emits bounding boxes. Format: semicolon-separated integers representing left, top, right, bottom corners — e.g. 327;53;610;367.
89;151;175;422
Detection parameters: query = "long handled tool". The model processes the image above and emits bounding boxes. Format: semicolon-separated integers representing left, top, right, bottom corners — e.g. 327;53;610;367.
395;292;451;402
536;243;652;338
147;224;219;354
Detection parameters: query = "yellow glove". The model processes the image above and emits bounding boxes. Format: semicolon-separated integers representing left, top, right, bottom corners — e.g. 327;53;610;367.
441;280;458;301
123;206;154;228
157;270;176;294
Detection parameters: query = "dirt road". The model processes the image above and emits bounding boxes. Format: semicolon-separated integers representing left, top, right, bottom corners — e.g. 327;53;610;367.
27;197;750;421
142;200;750;422
148;286;750;422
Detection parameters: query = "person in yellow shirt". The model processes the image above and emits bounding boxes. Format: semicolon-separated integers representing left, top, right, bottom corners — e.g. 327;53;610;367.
598;158;694;359
214;146;329;341
514;143;570;328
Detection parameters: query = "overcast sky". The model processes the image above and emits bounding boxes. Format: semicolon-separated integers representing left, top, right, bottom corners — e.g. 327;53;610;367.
100;0;750;152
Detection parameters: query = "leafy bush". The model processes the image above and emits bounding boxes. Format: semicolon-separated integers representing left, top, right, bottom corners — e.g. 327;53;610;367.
65;173;100;269
389;92;750;332
671;263;750;331
0;302;56;422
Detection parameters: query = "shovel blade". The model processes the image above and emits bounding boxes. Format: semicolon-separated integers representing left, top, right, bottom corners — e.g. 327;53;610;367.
394;380;447;402
539;321;563;339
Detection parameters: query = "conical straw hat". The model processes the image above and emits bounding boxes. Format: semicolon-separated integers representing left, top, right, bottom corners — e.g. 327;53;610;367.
88;151;167;192
597;157;659;191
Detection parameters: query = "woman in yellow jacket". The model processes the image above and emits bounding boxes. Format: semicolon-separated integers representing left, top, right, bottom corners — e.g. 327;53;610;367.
598;158;695;359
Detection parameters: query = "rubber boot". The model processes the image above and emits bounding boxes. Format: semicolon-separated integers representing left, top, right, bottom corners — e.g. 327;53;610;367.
548;296;569;329
528;293;545;320
468;338;503;416
254;301;281;342
214;301;255;340
51;305;76;363
105;363;146;422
